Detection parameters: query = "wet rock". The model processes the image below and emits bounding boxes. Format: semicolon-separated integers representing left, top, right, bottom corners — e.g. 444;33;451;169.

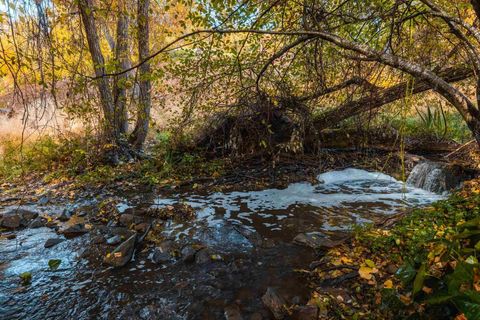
293;233;344;249
28;217;46;228
119;213;134;227
17;209;38;222
5;233;16;240
61;224;89;239
106;235;123;245
1;213;21;229
151;248;171;264
291;306;318;320
262;287;287;319
91;235;106;244
44;238;65;248
58;209;71;222
195;248;212;264
224;305;243;320
104;234;136;267
181;245;197;263
37;196;49;205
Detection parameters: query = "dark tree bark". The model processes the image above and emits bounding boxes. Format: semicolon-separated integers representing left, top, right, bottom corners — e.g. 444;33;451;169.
130;0;152;150
78;0;117;143
114;0;130;136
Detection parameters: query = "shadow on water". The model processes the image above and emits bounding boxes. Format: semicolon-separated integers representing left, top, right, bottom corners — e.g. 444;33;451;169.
0;168;445;319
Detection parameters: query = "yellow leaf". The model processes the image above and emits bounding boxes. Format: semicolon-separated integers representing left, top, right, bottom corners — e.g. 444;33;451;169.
359;266;374;280
383;279;393;289
340;256;353;264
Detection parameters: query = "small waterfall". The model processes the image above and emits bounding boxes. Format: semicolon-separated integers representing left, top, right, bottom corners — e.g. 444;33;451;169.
406;161;463;194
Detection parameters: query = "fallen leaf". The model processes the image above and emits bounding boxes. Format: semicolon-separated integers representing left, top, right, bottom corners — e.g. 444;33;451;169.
383;279;393;289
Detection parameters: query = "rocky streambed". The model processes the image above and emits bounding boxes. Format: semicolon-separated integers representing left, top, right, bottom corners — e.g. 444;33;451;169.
0;168;451;319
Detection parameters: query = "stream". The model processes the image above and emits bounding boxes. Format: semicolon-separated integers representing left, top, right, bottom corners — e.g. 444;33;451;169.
0;168;445;319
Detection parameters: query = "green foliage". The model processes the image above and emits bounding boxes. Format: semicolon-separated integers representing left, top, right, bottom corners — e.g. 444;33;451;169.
356;185;480;318
388;110;472;143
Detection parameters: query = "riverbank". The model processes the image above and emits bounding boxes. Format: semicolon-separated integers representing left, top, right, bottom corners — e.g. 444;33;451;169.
300;179;480;320
0;141;479;319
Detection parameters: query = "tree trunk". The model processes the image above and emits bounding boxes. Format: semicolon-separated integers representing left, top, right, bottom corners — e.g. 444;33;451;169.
78;0;117;143
130;0;151;150
114;0;130;136
314;66;473;130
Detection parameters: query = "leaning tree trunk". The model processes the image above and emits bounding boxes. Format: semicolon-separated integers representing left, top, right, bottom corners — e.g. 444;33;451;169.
130;0;151;150
113;0;130;136
78;0;118;158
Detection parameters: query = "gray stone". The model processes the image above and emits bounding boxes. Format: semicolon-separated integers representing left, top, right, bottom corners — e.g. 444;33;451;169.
44;238;65;248
29;217;46;228
106;235;122;245
104;234;137;267
262;287;287;319
17;209;38;221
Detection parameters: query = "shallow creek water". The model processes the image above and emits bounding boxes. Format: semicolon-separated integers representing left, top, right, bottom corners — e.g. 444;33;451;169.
0;169;444;319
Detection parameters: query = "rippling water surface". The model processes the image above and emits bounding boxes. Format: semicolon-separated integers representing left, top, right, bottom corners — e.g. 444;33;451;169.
0;169;444;319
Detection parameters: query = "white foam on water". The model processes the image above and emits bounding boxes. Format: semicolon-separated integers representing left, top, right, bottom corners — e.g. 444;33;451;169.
153;168;445;234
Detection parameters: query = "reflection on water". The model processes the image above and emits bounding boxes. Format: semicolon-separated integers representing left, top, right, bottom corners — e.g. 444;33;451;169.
0;168;445;319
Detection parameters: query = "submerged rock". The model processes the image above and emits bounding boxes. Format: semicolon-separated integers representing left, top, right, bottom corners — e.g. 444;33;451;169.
104;234;136;267
29;217;47;228
293;233;344;249
262;287;287;319
44;238;65;248
61;224;89;239
181;245;197;263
